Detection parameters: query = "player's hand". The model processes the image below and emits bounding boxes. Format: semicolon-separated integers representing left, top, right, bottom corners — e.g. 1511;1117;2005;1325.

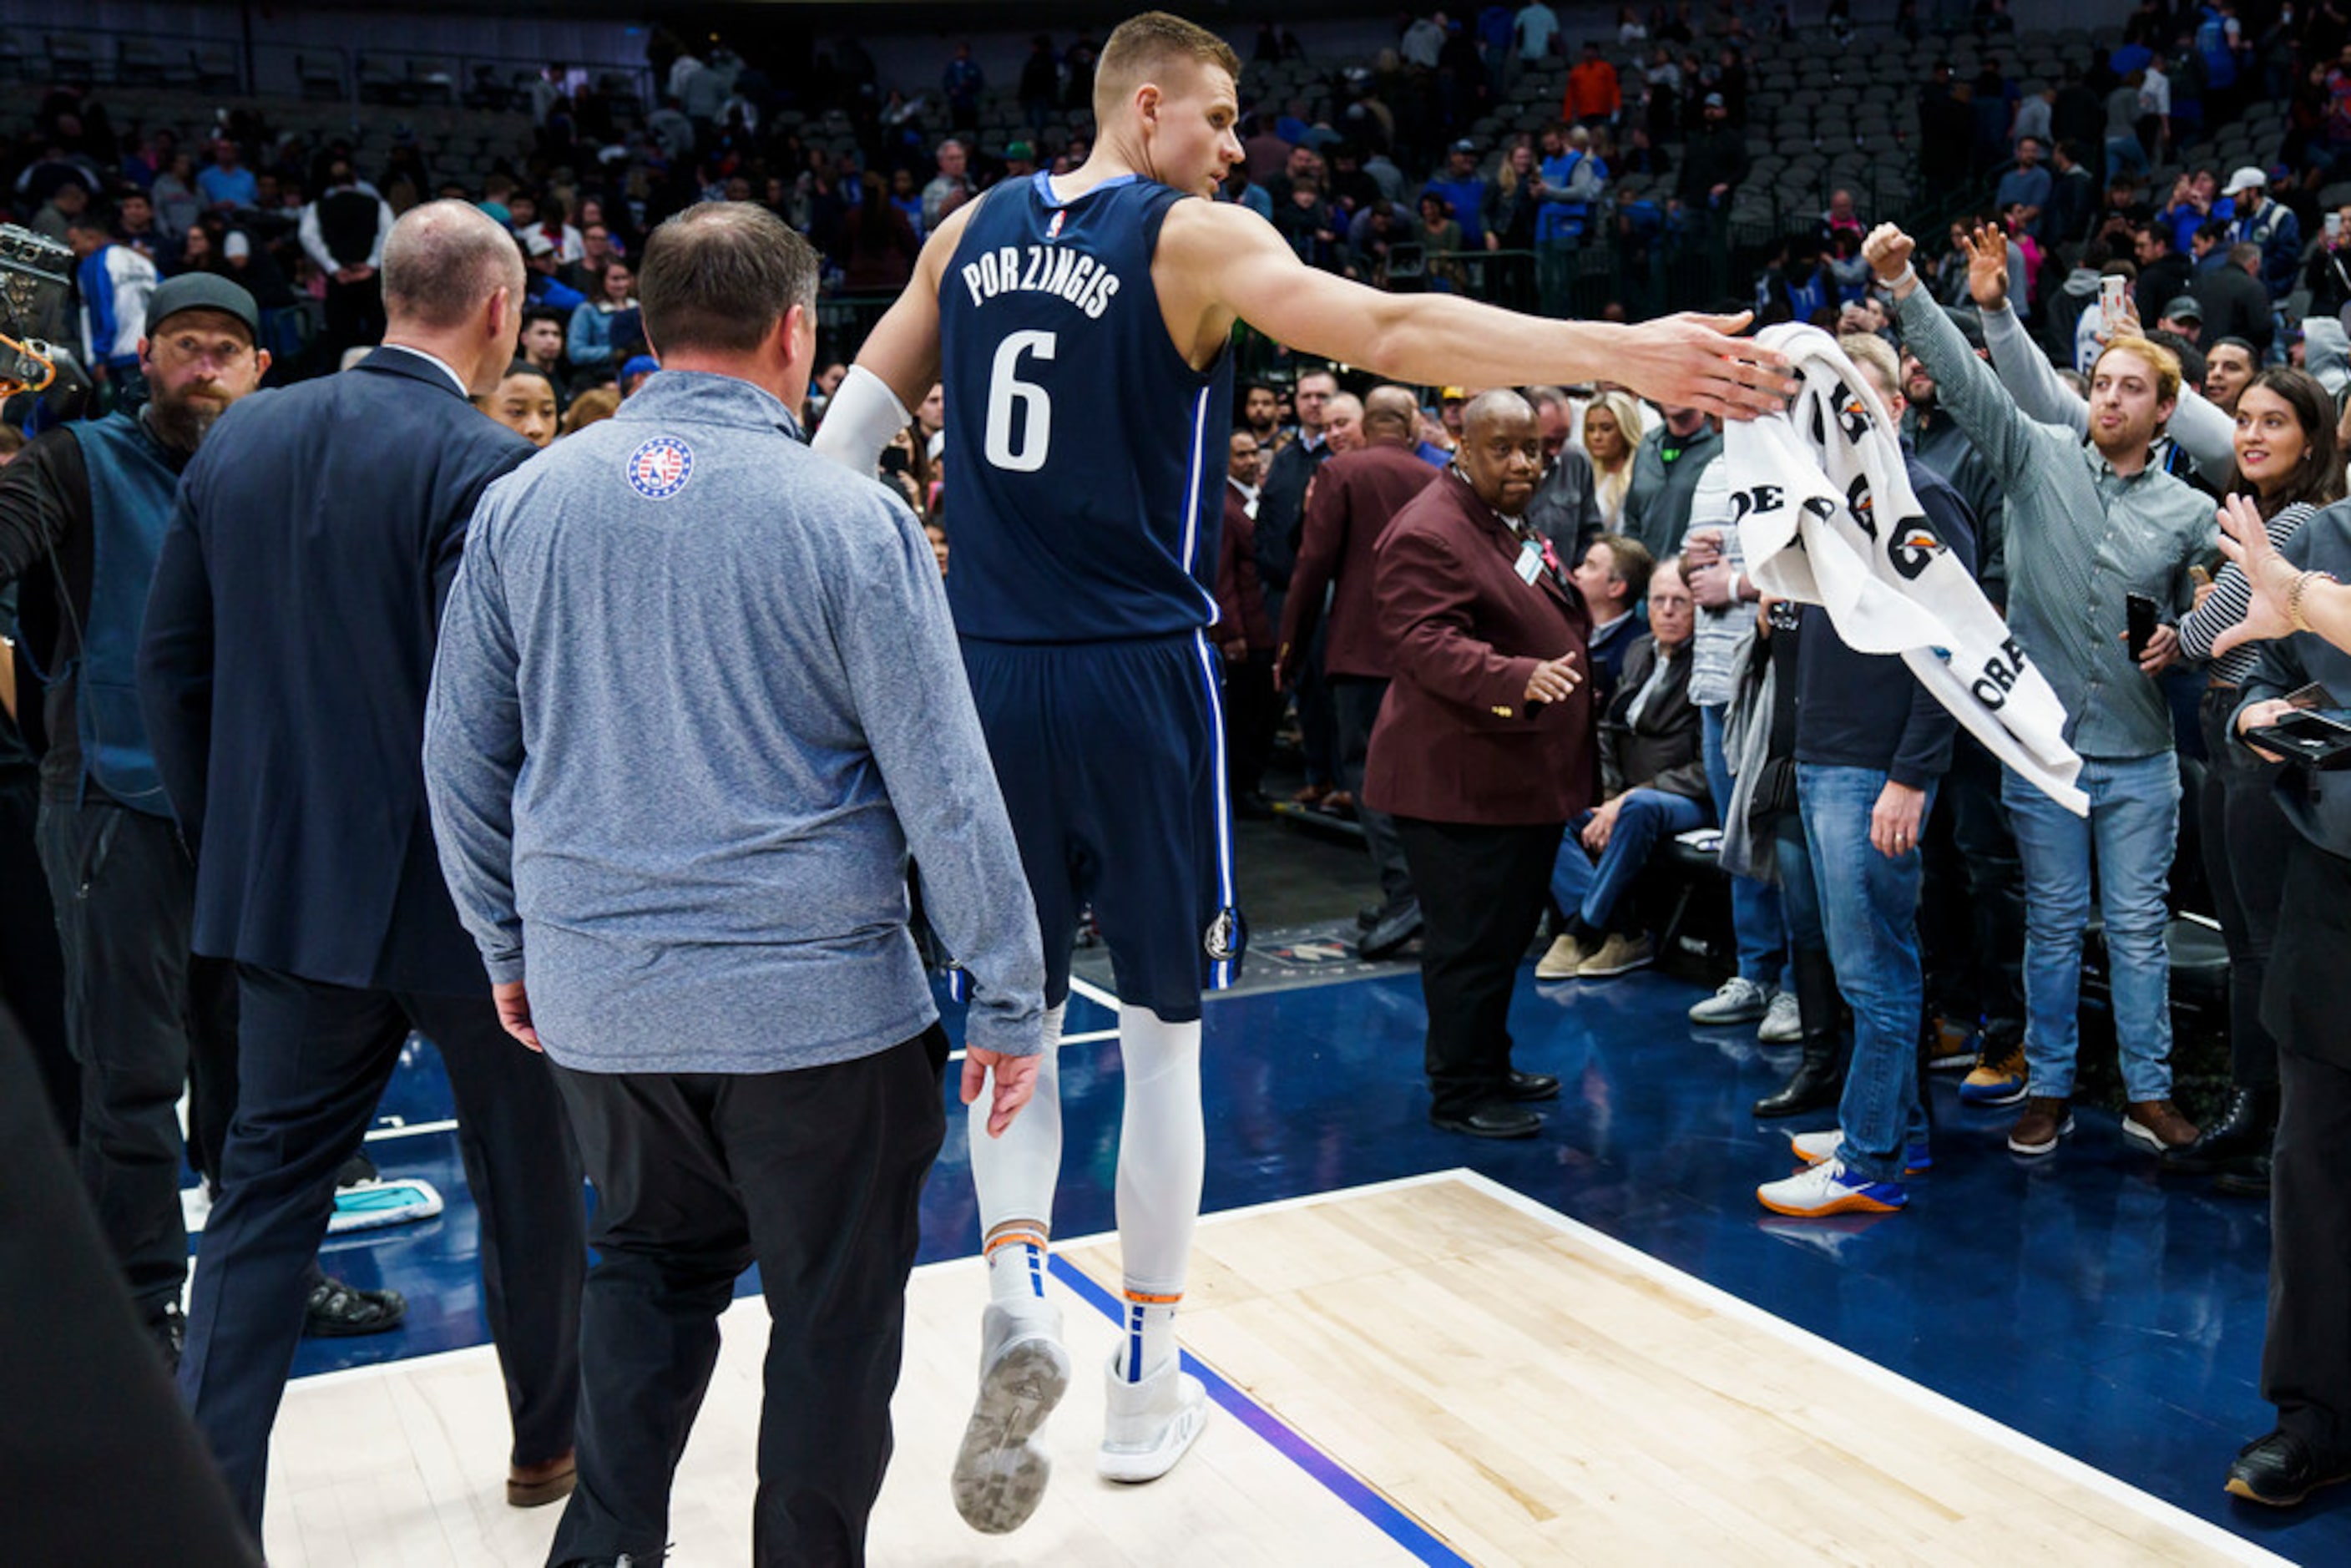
2237;697;2296;763
1524;651;1583;706
1863;223;1916;287
492;979;542;1052
1963;224;2010;311
1612;311;1797;421
963;1047;1039;1139
2211;493;2301;657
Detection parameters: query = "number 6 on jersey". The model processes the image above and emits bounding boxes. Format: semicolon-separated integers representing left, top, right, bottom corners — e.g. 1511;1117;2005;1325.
983;330;1056;473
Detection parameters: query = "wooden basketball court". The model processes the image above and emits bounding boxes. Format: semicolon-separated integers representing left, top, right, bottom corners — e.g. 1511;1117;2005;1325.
260;1172;2282;1566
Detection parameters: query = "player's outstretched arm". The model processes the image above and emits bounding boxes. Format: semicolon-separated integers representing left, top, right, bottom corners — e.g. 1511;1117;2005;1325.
1165;200;1794;418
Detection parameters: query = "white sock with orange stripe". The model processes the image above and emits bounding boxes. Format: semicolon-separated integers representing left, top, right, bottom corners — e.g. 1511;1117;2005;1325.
973;1002;1064;1307
1114;1004;1204;1382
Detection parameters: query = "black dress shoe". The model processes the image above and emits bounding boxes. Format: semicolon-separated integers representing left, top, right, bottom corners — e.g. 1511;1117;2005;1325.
1359;898;1423;959
1430;1103;1542;1140
2161;1085;2278;1176
1505;1070;1561;1102
2227;1429;2351;1507
2214;1156;2272;1200
305;1276;408;1338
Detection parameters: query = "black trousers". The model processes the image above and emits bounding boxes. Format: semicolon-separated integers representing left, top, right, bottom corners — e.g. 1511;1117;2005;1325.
2199;690;2292;1090
0;999;260;1567
1221;650;1281;802
547;1028;948;1568
0;771;73;1146
1331;675;1413;907
33;797;240;1316
1395;816;1565;1120
180;966;586;1539
2262;842;2351;1460
1918;730;2026;1037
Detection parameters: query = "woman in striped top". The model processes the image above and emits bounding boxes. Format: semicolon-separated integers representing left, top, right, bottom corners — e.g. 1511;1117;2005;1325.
2168;367;2345;1194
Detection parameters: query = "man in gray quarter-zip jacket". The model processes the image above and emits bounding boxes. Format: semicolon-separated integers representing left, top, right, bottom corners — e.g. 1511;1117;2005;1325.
1868;220;2213;1166
425;203;1045;1568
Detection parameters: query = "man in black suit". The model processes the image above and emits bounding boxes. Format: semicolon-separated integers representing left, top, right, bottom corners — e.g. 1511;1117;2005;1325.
137;200;587;1544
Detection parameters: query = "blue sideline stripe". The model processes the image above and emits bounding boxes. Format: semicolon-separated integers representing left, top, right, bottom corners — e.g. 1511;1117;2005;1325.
1045;1254;1474;1568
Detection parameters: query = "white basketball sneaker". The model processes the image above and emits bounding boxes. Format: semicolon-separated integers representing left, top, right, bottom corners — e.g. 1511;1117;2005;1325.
950;1297;1070;1534
1098;1353;1210;1484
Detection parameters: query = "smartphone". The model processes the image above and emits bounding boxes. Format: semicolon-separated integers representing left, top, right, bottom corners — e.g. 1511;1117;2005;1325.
2250;709;2351;769
2330;212;2344;242
2101;274;2127;321
2126;592;2159;660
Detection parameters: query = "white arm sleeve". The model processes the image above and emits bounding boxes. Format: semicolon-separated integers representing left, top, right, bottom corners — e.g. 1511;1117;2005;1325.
809;363;912;475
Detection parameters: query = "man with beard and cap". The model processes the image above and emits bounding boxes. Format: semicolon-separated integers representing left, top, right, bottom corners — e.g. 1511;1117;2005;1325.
1366;389;1595;1140
0;275;381;1376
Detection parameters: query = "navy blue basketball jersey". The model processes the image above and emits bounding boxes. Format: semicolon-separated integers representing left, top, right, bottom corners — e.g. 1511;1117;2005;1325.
938;172;1236;643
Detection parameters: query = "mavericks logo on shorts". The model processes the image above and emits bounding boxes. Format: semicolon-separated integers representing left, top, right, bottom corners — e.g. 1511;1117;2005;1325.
626;436;695;499
1203;906;1247;964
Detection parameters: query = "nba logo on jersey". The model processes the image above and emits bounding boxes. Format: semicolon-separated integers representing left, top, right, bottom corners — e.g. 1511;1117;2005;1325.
1046;210;1066;240
626;436;695;499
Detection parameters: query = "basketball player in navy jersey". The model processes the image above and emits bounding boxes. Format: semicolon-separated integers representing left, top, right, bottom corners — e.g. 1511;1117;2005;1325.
815;11;1793;1535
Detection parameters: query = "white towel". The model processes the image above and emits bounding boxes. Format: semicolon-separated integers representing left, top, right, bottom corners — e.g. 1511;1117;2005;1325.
1724;324;2088;816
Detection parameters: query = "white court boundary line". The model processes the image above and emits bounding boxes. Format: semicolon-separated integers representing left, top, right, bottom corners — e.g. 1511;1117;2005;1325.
1444;1168;2290;1568
283;1167;2288;1566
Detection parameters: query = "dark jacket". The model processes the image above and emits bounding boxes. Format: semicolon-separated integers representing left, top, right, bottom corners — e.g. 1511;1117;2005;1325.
1279;442;1435;682
2190;261;2275;353
1621;421;1722;559
1599;634;1705;802
1364;468;1595;825
0;413;192;803
138;347;534;994
2236;505;2351;863
1676;124;1751;204
1524;442;1601;565
1253;431;1327;596
1214;483;1274;655
1792;455;1977;787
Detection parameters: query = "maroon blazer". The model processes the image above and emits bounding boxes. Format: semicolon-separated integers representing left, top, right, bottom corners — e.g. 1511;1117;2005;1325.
1363;469;1596;827
1276;443;1436;683
1214;483;1274;655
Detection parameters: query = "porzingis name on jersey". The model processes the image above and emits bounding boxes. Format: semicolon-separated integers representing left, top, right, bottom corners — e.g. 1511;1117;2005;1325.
958;244;1122;320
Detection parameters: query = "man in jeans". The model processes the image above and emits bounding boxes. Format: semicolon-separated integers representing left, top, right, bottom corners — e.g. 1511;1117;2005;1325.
1870;220;2211;1157
1757;334;1976;1216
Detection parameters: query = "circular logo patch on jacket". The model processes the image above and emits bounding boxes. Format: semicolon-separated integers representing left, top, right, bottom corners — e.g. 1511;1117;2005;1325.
626;436;694;499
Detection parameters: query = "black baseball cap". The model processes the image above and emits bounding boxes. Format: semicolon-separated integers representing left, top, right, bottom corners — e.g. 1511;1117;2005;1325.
145;273;260;341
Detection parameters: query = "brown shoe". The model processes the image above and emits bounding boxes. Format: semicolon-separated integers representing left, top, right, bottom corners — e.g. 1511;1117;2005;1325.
1289;783;1329;807
508;1449;577;1508
2007;1095;2073;1156
2123;1099;2200;1154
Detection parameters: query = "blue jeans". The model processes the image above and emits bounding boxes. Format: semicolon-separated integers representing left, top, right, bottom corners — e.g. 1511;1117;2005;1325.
1799;765;1934;1184
2001;754;2181;1101
1550;788;1711;930
1701;705;1787;987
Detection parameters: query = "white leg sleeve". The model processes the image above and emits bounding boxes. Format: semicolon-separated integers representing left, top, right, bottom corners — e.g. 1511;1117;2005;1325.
1113;1004;1205;1294
970;1002;1064;1238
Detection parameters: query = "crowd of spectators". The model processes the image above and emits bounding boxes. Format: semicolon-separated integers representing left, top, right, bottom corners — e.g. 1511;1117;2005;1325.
13;0;2351;1529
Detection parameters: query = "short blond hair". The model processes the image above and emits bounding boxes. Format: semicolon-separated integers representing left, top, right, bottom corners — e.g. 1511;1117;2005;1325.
1838;331;1901;406
1095;12;1243;122
2091;336;2183;406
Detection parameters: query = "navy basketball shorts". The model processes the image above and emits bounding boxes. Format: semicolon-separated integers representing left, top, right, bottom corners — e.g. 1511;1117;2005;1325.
958;630;1246;1023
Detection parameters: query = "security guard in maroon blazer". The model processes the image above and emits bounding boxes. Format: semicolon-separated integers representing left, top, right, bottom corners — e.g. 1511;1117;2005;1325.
1365;389;1596;1139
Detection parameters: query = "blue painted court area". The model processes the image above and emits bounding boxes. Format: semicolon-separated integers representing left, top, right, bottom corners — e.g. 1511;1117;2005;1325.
247;966;2349;1565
